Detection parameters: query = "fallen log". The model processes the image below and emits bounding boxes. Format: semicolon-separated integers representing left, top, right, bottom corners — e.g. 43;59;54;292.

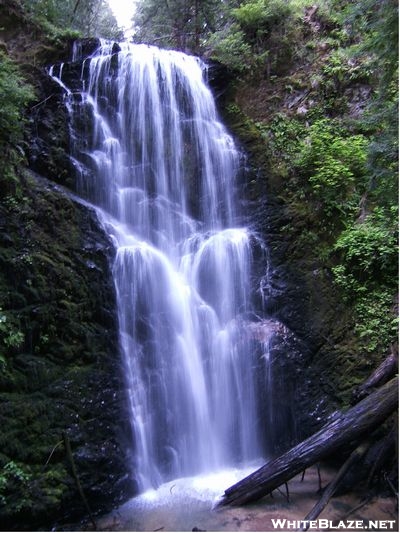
218;377;398;506
366;425;397;487
299;440;371;531
352;348;398;404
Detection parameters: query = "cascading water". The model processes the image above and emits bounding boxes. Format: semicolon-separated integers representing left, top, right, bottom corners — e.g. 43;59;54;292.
49;41;268;494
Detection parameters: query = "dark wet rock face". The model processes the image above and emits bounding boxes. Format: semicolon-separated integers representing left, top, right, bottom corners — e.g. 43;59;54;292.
27;70;75;188
0;175;134;530
0;38;136;530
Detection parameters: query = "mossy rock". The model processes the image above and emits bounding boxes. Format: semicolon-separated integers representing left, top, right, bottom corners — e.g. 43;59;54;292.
0;172;134;530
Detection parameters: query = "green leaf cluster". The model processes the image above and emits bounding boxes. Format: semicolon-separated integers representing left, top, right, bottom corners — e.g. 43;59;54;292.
209;0;299;74
0;53;34;150
352;289;398;354
288;111;397;356
0;53;34;193
321;48;374;94
0;307;24;361
331;208;398;353
207;25;254;74
232;0;292;34
333;212;397;285
0;461;32;510
295;119;369;218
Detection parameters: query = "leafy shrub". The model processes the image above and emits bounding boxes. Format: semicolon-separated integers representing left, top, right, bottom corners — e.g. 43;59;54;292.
0;461;32;509
208;24;254;74
0;52;34;149
332;209;398;287
332;209;398;353
262;114;305;160
209;0;297;75
295;119;369;217
0;53;34;193
0;308;24;358
321;47;374;98
232;0;293;35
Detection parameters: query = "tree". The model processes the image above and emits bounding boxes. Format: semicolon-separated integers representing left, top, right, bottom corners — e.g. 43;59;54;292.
22;0;122;39
207;0;298;76
132;0;229;53
70;0;122;39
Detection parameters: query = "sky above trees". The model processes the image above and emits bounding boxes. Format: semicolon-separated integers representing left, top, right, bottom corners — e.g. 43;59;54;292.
107;0;136;35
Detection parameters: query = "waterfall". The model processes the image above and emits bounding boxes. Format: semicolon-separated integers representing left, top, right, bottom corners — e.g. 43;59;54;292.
50;41;267;492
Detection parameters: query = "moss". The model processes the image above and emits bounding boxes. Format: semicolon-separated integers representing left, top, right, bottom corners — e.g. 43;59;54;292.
0;168;132;529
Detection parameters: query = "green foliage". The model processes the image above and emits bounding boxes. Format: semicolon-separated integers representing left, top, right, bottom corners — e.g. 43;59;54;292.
331;276;397;354
295;119;369;218
40;21;82;45
2;461;31;483
0;53;34;149
0;308;24;358
232;0;265;27
0;53;34;194
24;0;61;23
367;108;398;208
353;289;397;354
0;461;32;510
249;0;292;61
345;0;398;208
347;0;398;90
23;0;122;39
321;47;374;93
260;114;304;160
332;208;398;353
232;0;292;34
133;0;223;52
208;25;254;74
207;0;301;75
332;208;398;287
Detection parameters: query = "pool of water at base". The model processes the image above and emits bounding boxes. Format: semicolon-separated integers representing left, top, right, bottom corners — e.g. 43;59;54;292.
94;466;398;532
102;466;259;531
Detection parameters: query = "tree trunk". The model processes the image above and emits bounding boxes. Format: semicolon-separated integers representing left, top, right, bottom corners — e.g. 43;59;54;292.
218;377;398;506
352;348;397;404
300;440;371;530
